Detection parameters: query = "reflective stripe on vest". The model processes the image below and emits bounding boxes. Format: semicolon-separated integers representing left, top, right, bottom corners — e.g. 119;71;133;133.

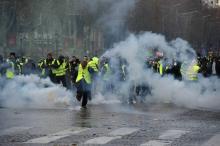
76;64;91;84
43;59;56;66
51;59;57;74
38;60;45;76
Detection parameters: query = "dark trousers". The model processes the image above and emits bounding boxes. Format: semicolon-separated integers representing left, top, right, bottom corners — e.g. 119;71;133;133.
55;75;67;88
76;91;91;107
49;74;57;84
76;79;91;107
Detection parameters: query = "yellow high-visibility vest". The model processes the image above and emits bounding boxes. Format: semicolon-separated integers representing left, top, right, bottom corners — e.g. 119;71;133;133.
103;63;111;81
76;64;91;84
38;60;45;76
39;59;56;76
92;57;99;65
187;65;200;80
50;59;57;74
54;60;67;76
158;61;163;75
88;60;99;72
6;61;15;79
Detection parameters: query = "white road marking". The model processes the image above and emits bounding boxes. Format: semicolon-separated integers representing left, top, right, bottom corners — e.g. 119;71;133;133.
140;129;189;146
109;127;139;136
84;136;121;144
0;126;32;135
159;130;189;140
202;134;220;146
140;140;172;146
25;127;89;144
84;127;139;145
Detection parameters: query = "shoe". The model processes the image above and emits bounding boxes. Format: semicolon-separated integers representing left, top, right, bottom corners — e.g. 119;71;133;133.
81;106;87;109
76;95;81;101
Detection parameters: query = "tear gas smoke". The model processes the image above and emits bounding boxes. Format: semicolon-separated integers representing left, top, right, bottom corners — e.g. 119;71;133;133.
0;75;74;109
0;0;219;111
0;32;219;111
97;32;220;111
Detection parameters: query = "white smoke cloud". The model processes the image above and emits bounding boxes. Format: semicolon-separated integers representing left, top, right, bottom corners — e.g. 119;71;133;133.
97;32;220;111
0;75;75;109
1;32;219;111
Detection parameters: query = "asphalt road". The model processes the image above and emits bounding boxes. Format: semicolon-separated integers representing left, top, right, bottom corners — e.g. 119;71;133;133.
1;103;220;146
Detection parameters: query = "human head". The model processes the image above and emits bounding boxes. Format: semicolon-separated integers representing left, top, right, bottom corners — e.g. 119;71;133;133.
47;53;53;60
81;60;88;69
58;55;65;61
83;56;89;62
9;52;16;60
71;56;77;61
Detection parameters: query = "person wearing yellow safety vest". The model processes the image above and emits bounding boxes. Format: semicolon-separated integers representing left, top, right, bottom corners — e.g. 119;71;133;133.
188;63;200;81
100;57;112;93
19;57;36;75
181;59;200;81
88;56;99;77
157;58;169;76
75;60;93;108
37;59;44;76
158;60;163;76
19;56;28;74
119;58;127;81
87;56;99;100
39;53;57;83
101;60;111;81
53;55;68;88
5;52;21;79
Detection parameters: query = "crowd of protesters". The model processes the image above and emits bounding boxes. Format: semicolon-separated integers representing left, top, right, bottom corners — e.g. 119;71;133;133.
0;51;220;107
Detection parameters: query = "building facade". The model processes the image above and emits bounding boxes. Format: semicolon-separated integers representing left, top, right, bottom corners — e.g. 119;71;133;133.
202;0;220;8
0;0;104;59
